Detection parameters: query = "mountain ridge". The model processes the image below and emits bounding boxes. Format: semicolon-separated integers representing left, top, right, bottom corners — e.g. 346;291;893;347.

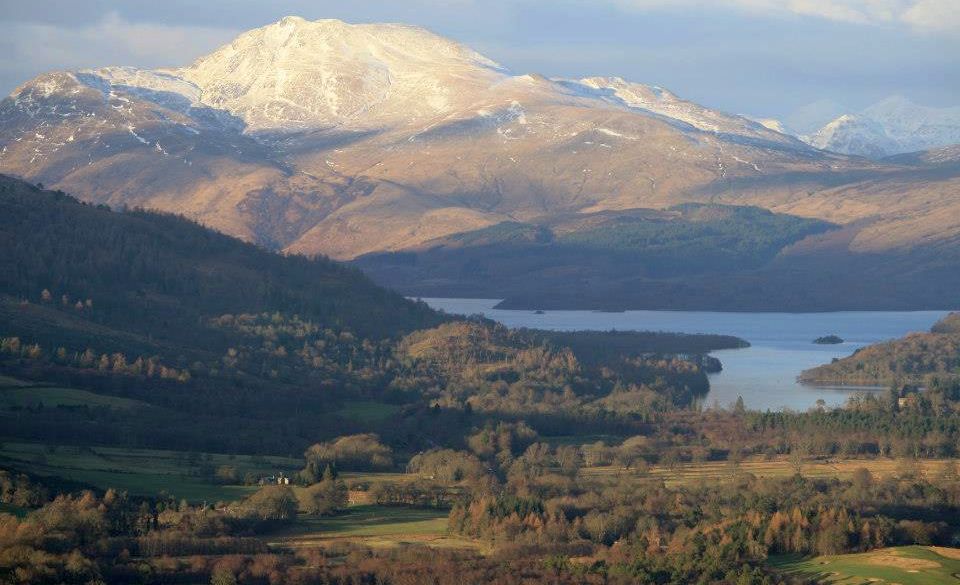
1;16;836;260
2;17;960;310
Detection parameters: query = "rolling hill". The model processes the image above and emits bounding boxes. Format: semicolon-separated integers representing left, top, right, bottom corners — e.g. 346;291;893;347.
0;174;750;454
0;173;441;351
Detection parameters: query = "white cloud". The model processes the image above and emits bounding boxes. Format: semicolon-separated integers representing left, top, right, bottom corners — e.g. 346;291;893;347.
901;0;960;31
610;0;958;31
0;12;238;90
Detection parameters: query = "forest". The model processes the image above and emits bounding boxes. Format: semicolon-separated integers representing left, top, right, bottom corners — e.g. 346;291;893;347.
2;176;960;584
354;205;847;310
356;202;960;313
800;312;960;386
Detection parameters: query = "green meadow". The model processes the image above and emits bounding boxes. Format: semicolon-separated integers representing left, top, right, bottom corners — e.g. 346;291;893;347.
336;400;400;424
769;546;960;585
0;385;148;410
0;441;300;503
271;504;478;550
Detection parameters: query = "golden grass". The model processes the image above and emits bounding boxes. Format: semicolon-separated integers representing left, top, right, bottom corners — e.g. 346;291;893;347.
866;551;940;570
928;546;960;560
279;532;482;551
581;457;959;486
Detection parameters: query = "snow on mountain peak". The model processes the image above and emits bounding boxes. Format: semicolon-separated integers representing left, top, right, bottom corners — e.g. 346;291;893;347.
3;16;811;150
804;97;960;157
278;15;308;26
570;76;789;142
807;114;896;158
177;16;508;131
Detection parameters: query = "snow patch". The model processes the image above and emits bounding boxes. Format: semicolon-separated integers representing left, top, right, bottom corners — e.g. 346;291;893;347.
127;125;150;145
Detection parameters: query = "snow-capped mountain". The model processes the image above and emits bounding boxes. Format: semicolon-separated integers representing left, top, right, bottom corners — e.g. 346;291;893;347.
864;96;960;154
43;17;792;141
805;96;960;158
0;16;956;264
807;115;897;159
0;16;823;257
178;16;507;131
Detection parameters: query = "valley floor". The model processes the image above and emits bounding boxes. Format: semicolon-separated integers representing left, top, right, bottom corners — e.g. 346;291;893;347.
5;438;958;505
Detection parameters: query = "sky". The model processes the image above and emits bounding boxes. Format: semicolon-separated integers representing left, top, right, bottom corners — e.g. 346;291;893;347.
1;0;957;131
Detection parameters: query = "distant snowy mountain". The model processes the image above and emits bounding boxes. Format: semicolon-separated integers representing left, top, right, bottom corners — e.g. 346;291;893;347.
804;96;960;158
807;115;897;159
863;96;960;154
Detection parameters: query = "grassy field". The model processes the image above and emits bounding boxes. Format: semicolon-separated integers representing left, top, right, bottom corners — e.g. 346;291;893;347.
338;470;422;485
336;400;400;424
582;457;960;486
770;546;960;585
271;504;477;550
0;439;439;507
0;373;149;410
0;385;148;410
0;438;472;551
0;375;33;387
0;441;300;502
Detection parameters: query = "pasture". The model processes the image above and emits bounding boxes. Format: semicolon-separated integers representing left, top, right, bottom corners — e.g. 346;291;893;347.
0;373;147;410
336;400;400;424
0;385;148;410
769;545;960;585
0;441;300;502
0;375;32;387
272;504;477;550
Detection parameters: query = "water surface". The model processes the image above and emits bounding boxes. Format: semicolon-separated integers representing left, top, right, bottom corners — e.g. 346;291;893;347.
420;298;949;411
